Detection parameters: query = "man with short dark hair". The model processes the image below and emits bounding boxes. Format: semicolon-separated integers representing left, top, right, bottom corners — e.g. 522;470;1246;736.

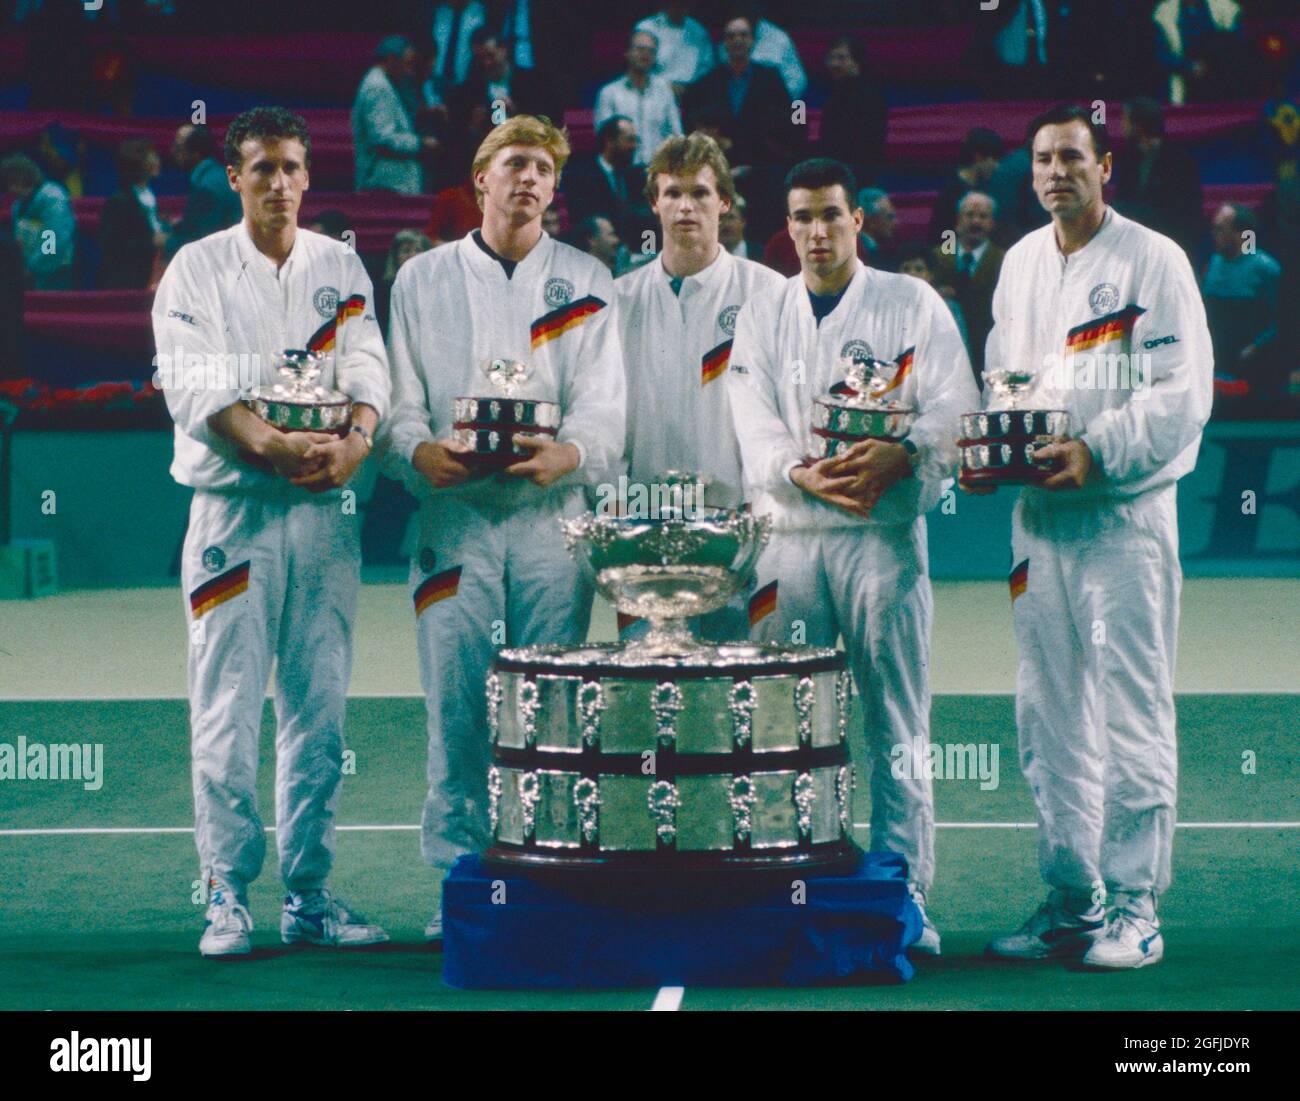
727;158;977;955
980;104;1213;969
167;123;242;259
154;105;391;959
562;115;645;240
595;30;683;168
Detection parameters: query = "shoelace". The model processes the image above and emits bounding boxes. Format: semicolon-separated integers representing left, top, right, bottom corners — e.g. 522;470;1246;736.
210;896;252;933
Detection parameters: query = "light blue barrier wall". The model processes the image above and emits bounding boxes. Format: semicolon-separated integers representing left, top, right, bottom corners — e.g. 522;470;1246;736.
9;422;1299;591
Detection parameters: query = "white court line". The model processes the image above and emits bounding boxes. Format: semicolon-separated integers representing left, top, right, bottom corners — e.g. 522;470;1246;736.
650;986;684;1011
3;822;1298;837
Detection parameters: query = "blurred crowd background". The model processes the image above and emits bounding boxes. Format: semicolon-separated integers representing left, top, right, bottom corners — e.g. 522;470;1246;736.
1;0;1298;417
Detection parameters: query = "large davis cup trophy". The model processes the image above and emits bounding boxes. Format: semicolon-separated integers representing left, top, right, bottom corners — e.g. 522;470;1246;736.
811;354;917;459
452;358;561;467
244;349;353;435
958;370;1070;486
483;493;861;880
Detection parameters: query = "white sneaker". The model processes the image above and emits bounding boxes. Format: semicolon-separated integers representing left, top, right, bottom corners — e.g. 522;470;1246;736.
1082;910;1164;970
908;886;941;956
986;892;1106;960
424;910;443;945
281;888;389;947
199;878;253;959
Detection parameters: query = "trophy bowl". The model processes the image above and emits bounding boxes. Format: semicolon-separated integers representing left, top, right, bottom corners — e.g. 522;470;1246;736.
958;369;1069;487
453;358;561;468
561;506;771;657
244;349;352;435
811;355;916;460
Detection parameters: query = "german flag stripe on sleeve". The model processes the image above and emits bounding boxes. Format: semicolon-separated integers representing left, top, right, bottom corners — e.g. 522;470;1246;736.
305;294;368;354
1009;558;1029;601
190;560;251;618
306;317;336;354
877;346;915;394
1064;305;1146;352
748;580;777;626
701;339;733;385
530;295;605;349
414;565;462;615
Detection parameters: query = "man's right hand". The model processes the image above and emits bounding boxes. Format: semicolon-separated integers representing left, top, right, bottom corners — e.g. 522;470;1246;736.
261;430;338;480
791;459;871;520
413;439;479;488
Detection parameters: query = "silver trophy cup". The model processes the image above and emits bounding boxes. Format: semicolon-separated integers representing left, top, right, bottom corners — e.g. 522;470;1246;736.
958;370;1070;486
244;349;353;434
811;355;918;460
453;358;561;466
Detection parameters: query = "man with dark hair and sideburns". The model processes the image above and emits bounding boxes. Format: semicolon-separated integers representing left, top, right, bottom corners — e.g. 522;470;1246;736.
153;105;391;958
978;104;1212;969
726;157;977;956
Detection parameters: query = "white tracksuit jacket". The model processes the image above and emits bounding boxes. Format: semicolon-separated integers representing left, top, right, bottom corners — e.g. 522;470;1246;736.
985;207;1213;909
726;263;977;893
152;222;390;897
381;231;626;869
616;248;784;640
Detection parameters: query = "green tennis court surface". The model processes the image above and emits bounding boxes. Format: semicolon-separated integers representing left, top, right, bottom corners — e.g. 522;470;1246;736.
1;695;1296;1011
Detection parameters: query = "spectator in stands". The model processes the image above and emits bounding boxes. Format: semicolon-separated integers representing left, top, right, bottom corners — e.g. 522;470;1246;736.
1061;0;1162;101
985;142;1047;249
377;228;433;338
715;6;806;100
424;175;482;244
446;26;547;166
98;138;166;290
981;0;1067;99
0;225;23;379
1203;202;1282;401
573;214;623;274
683;13;800;245
636;3;714;97
929;192;1004;384
1153;0;1244;104
166;123;241;259
927;127;1002;246
307;210;354;244
719;191;749;258
817;35;887;189
683;15;794;171
353;35;439;194
896;241;969;351
595;30;683;168
858;187;899;272
424;0;488;98
1113;97;1204;262
561;116;645;243
1;153;75;290
36;123;85;200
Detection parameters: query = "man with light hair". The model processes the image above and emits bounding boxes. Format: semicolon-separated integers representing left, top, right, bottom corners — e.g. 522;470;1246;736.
595;30;683;168
382;116;626;942
616;132;783;641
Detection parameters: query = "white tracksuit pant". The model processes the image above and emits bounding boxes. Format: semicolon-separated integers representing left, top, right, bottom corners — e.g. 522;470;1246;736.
1011;486;1180;914
748;518;935;893
411;493;594;869
182;489;360;896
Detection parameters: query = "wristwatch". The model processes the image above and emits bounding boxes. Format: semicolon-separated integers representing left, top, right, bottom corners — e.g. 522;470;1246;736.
349;424;373;452
901;438;919;465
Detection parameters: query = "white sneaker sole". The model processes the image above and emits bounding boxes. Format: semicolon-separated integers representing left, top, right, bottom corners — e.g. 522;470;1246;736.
281;925;389;947
1082;944;1164;970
